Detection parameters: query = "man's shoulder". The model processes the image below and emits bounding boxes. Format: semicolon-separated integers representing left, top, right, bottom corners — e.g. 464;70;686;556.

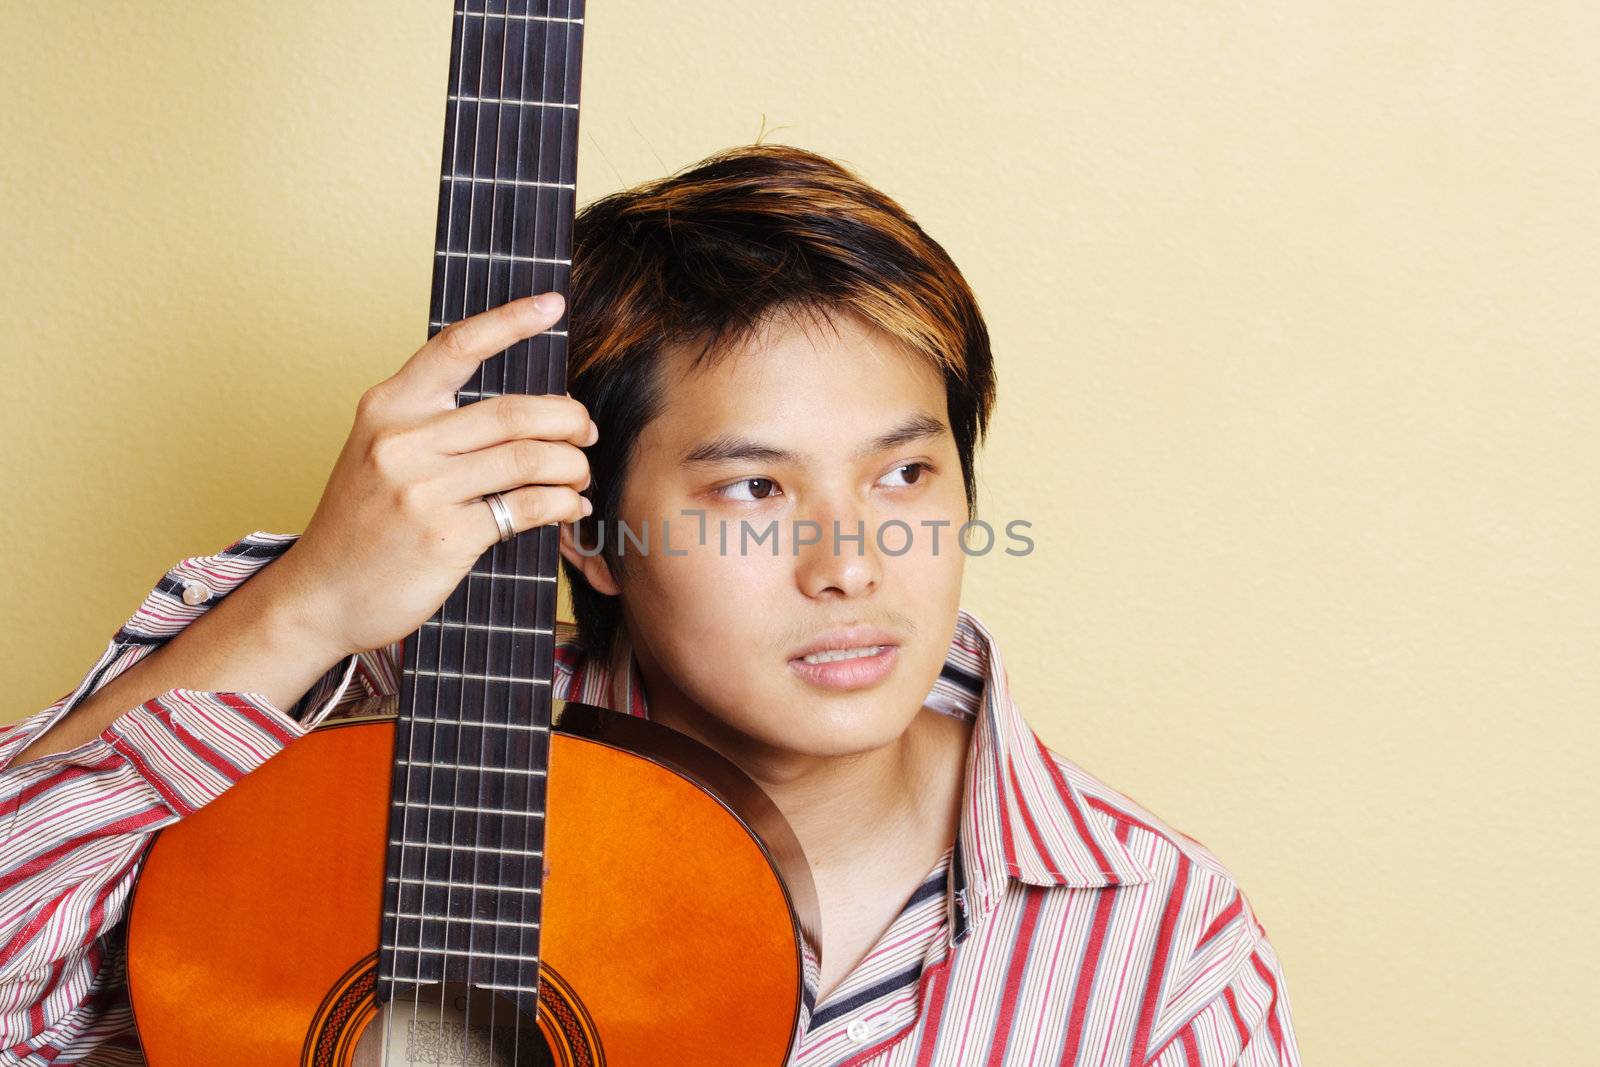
1041;743;1273;944
1036;746;1300;1058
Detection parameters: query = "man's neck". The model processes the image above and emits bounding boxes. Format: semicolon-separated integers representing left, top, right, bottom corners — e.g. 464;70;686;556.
649;693;972;884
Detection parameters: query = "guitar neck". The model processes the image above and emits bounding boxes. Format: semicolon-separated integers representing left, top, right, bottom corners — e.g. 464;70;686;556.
382;0;586;1010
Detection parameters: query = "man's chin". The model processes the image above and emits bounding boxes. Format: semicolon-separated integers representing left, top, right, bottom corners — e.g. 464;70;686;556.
766;699;926;760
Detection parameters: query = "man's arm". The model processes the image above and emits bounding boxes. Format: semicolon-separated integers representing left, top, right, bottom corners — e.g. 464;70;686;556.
0;530;358;1065
6;536;349;769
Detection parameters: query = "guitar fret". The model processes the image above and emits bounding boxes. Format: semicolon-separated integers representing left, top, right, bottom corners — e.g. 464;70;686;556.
391;876;540;895
455;390;502;400
419;619;552;636
435;250;571;265
477;982;540;993
386;909;540;930
391;801;545;819
443;174;575;190
465;571;557;583
401;715;548;733
384;944;543;963
431;321;567;336
448;94;579;110
396;758;547;776
458;11;583;25
390;839;544;858
406;668;551;684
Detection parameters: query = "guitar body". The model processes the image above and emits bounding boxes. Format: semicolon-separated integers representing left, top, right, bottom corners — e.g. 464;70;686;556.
127;702;819;1065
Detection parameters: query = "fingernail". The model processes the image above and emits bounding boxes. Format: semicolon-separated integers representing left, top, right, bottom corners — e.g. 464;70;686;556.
533;292;564;314
586;419;599;445
580;497;593;516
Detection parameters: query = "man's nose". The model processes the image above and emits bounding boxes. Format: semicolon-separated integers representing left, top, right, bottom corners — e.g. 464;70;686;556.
791;501;881;600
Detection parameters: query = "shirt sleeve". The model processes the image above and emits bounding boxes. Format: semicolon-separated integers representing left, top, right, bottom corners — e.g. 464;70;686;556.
1146;884;1304;1067
0;530;361;1065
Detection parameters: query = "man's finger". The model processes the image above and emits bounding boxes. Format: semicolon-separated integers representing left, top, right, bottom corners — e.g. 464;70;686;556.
394;292;566;400
420;392;595;456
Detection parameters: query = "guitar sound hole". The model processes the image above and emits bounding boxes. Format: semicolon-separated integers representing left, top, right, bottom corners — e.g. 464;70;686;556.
350;982;553;1066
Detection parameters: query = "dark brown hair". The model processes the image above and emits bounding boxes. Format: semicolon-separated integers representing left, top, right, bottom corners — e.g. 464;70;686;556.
563;144;996;657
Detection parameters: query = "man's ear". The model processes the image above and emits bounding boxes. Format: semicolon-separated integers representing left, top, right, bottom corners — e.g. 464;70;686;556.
559;520;621;597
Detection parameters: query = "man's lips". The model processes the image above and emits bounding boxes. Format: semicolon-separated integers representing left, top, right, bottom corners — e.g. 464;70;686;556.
789;625;900;662
788;646;898;690
788;629;901;691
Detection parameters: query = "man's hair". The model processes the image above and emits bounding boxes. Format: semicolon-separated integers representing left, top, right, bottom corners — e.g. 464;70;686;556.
562;144;996;657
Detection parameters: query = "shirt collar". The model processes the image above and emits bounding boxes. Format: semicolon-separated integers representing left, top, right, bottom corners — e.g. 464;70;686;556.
551;606;1153;941
935;610;1155;917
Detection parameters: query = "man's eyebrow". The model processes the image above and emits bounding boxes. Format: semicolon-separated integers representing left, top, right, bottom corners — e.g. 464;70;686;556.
680;412;950;467
680;437;796;467
861;412;949;459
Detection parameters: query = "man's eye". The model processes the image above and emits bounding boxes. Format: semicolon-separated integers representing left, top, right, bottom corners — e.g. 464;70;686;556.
880;462;929;488
718;477;780;502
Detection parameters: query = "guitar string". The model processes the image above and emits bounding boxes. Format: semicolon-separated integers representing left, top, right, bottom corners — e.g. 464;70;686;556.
388;4;475;1064
427;0;478;1043
482;2;519;1054
440;0;497;1049
465;0;517;1059
517;2;572;1060
496;1;550;1061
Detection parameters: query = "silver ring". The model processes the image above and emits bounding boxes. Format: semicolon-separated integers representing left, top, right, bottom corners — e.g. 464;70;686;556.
483;492;516;544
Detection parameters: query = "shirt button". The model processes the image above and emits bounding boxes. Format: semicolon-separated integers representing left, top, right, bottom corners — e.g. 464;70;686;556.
180;579;211;606
846;1019;872;1043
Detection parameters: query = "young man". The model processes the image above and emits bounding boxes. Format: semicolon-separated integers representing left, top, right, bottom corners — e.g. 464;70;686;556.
0;146;1301;1065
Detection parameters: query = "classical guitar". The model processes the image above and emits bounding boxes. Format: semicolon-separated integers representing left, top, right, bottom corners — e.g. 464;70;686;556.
126;3;819;1064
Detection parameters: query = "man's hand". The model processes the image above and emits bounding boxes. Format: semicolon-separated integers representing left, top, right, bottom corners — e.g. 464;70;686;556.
276;291;596;659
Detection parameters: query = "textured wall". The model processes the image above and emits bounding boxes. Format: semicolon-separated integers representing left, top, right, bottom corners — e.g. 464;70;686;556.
3;2;1597;1061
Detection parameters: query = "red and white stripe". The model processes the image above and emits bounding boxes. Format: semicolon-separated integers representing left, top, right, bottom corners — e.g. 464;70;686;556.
0;531;1301;1065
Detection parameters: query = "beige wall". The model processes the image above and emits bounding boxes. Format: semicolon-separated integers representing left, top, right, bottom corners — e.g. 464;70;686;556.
4;2;1597;1060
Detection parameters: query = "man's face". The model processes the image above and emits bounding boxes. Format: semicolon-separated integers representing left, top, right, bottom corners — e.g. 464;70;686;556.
562;309;969;765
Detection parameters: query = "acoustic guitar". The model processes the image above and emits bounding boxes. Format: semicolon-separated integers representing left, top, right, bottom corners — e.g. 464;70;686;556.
125;3;820;1064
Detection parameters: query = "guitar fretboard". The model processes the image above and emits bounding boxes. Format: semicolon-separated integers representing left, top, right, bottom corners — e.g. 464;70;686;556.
379;0;585;1017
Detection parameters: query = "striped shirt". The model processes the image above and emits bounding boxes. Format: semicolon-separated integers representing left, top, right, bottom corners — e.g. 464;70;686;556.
0;530;1301;1066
